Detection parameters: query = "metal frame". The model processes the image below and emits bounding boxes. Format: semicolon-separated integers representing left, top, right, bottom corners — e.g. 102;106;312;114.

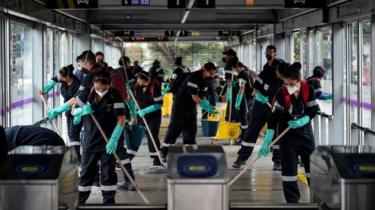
371;15;375;137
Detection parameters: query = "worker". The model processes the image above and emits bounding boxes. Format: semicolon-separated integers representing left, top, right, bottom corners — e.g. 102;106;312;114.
307;66;332;100
130;70;164;169
258;62;319;203
75;70;127;204
233;61;254;143
0;125;65;167
41;64;82;161
163;56;190;95
160;62;217;161
149;59;165;84
95;51;108;68
233;45;283;170
133;60;144;75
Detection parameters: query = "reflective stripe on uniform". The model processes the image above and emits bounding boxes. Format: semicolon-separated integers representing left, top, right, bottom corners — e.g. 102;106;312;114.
255;76;263;84
69;141;80;146
154;96;163;101
79;186;92;191
305;173;310;178
272;145;280;149
101;185;117;191
225;70;233;74
79;85;85;91
238;78;247;86
282;176;298;182
314;88;322;93
203;87;208;91
120;159;131;165
114;102;125;109
162;143;170;147
241;125;248;129
149;152;158;156
241;142;255;147
187;82;198;88
306;100;318;107
126;149;137;155
172;73;177;79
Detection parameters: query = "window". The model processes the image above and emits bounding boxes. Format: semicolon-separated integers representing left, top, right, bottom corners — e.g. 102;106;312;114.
9;21;34;125
360;19;371;128
291;31;301;63
309;26;333;115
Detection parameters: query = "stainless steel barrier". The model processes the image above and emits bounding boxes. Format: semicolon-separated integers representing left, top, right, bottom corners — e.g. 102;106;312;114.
351;123;375;146
312;111;334;146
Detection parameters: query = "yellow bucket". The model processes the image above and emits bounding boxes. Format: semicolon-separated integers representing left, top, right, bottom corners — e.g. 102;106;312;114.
212;121;241;140
162;93;173;117
207;112;222;122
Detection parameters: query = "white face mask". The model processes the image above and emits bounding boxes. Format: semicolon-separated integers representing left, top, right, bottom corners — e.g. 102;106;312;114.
286;85;298;95
95;89;108;98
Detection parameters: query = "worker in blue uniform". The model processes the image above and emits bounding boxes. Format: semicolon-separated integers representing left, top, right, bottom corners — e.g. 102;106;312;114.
0;125;65;167
259;62;319;203
307;66;332;100
233;45;284;170
75;70;127;204
131;70;164;168
42;64;82;161
160;62;217;162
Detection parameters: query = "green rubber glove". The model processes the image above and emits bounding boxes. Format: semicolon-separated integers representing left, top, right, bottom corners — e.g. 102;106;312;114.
43;80;57;94
126;99;137;118
255;92;269;104
126;82;132;92
226;84;232;103
318;93;332;100
234;92;244;111
288;115;310;129
137;104;162;118
162;86;171;95
48;103;71;120
73;115;82;125
200;99;215;114
259;129;275;157
106;124;124;154
73;104;93;117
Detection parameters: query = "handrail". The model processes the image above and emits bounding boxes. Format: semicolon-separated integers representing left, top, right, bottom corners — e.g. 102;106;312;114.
317;111;334;120
351;123;375;136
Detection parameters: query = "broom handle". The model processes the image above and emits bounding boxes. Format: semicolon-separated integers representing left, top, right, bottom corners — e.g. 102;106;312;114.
228;127;290;186
39;92;62;136
90;114;150;204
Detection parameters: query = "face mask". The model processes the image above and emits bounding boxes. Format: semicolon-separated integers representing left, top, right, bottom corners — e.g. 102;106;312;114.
95;89;108;98
266;54;273;60
286;85;298;95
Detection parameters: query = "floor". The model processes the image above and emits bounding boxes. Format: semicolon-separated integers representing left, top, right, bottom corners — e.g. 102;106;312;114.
78;115;311;206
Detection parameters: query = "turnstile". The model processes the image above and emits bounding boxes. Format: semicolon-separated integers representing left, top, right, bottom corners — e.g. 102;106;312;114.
167;145;228;210
310;145;375;210
0;146;78;210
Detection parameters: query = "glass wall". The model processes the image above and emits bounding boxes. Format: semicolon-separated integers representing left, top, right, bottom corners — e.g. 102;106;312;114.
0;15;4;125
9;21;34;125
360;19;371;128
309;26;333;115
291;31;301;63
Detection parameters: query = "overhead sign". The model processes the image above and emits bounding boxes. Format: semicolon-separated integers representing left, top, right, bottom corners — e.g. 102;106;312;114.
284;0;326;8
122;0;150;6
47;0;98;8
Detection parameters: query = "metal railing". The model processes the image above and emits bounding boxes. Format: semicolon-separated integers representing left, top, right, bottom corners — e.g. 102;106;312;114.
312;111;334;146
351;123;375;146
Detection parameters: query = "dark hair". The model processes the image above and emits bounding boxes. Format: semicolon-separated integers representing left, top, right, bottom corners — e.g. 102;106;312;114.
137;70;151;81
95;51;104;57
153;59;160;68
79;50;96;65
204;62;216;71
313;66;325;78
227;56;239;68
175;57;183;66
93;69;111;85
266;45;277;52
119;56;130;66
76;55;82;62
59;64;74;78
280;62;301;80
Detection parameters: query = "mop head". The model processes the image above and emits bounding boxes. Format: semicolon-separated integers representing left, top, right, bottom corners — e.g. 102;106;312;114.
141;164;168;174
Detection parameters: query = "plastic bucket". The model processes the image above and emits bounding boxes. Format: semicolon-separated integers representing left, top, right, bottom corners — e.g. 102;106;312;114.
201;120;219;137
162;93;173;117
124;124;146;151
